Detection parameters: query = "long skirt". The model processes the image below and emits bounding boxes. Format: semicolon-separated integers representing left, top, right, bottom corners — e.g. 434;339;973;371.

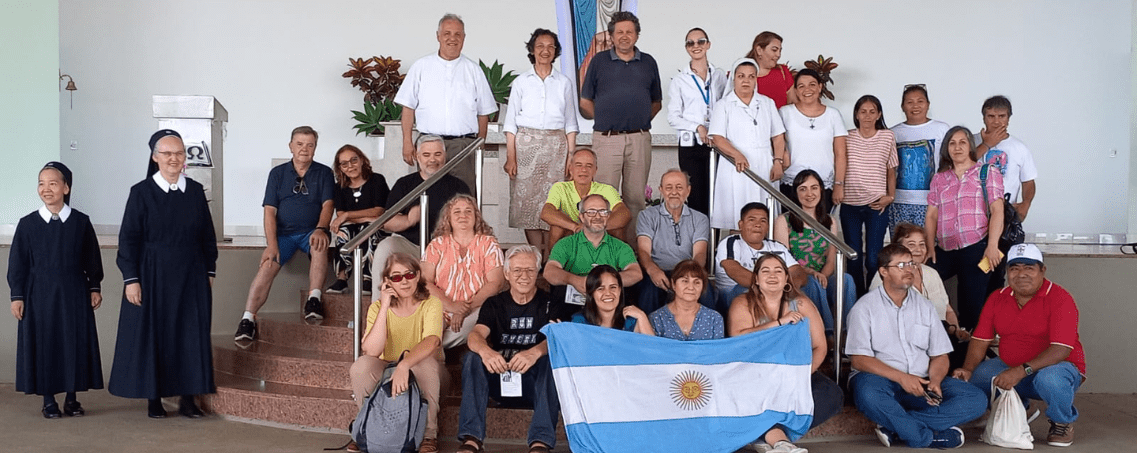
509;127;569;230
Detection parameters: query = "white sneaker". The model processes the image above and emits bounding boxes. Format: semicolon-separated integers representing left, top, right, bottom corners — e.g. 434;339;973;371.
750;442;773;453
770;440;807;453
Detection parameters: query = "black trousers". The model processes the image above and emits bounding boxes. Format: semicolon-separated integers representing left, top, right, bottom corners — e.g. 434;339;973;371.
677;142;712;217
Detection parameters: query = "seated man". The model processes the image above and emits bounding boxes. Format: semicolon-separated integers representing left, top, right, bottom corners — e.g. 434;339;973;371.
236;126;334;341
847;244;987;449
953;244;1087;447
713;202;827;321
540;148;631;250
458;245;566;453
543;194;642;309
370;134;472;297
634;169;713;314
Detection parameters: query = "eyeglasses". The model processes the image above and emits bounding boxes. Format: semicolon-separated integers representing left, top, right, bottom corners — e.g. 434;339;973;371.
582;209;610;217
884;261;918;270
338;156;360;168
685;38;709;48
672;221;682;247
387;271;418;282
293;176;308;195
509;267;538;276
156;151;184;159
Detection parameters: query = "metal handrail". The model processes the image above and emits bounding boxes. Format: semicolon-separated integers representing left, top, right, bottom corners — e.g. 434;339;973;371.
709;146;856;383
341;137;484;359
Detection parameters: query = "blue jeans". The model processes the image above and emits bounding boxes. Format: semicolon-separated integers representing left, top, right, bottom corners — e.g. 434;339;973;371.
717;277;833;333
969;358;1082;424
458;352;559;448
852;372;987;448
840;204;889;295
824;272;857;332
811;372;844;429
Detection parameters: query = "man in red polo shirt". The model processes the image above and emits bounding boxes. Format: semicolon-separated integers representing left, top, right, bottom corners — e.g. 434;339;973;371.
952;244;1085;447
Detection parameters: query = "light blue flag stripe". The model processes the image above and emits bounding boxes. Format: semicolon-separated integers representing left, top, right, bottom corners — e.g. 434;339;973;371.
565;412;815;453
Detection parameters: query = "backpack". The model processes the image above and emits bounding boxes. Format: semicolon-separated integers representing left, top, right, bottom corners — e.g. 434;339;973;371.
350;359;428;453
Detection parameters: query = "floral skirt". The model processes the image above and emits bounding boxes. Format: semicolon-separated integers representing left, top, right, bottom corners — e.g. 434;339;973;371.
509;127;569;230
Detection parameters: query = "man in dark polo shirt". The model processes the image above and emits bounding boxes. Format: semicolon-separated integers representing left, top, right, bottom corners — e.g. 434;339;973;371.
235;126;335;342
579;11;662;242
370;134;472;297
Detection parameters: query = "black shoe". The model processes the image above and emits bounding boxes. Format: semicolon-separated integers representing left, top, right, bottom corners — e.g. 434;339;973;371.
63;400;85;417
42;403;62;419
304;296;324;320
234;318;257;342
179;396;204;419
327;279;348;294
147;399;167;419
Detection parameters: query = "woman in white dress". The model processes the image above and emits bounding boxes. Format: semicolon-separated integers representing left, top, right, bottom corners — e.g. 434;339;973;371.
709;58;788;230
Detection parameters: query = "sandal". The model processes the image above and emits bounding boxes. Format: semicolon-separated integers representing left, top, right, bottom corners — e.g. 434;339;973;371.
419;438;439;453
455;436;483;453
528;442;551;453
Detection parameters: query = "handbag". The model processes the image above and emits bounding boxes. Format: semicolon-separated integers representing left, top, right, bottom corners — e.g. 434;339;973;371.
980;379;1035;449
979;164;1026;252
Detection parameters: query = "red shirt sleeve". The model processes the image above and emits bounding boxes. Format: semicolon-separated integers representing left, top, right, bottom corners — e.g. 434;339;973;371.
972;290;1003;341
1047;282;1080;349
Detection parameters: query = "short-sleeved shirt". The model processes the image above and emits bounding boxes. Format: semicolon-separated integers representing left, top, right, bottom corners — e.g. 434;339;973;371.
263;161;335;236
649;304;724;341
365;295;444;362
927;164;1004;251
422;234;504;305
892;120;950;205
978;135;1038;204
845;286;953;379
385;172;471;246
580;48;662;132
544;181;623;223
548;232;636;276
570;312;638;332
333;173;389;214
713;235;799;292
973;280;1086;375
394;53;497;136
844;129;899;206
636;204;710;271
779;105;848;187
477;290;567;360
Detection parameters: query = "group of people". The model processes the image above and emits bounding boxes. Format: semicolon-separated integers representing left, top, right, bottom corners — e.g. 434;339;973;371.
8;10;1082;453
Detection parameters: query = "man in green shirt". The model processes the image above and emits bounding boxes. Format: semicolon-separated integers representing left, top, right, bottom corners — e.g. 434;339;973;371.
544;194;641;304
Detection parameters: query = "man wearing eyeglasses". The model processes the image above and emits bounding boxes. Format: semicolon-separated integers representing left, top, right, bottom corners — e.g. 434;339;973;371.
544;194;641;305
845;243;986;449
236;126;335;342
633;169;711;314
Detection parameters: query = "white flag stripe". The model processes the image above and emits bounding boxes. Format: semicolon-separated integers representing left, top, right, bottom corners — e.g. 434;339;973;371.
555;361;813;425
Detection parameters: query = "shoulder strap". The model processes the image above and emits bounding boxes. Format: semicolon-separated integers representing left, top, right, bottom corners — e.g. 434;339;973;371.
979;164;991;219
726;235;739;261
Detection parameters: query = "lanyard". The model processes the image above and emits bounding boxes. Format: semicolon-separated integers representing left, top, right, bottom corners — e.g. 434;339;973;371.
690;74;710;105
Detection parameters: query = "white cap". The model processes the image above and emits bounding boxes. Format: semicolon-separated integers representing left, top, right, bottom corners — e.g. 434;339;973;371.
1007;243;1043;266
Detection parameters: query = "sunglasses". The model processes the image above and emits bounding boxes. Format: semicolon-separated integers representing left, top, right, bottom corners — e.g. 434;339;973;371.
903;83;927;91
293;176;308;195
387;271;418;282
685;38;709;48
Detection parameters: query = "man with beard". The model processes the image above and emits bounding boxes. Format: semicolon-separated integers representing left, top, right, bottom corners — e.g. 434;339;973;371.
543;194;641;308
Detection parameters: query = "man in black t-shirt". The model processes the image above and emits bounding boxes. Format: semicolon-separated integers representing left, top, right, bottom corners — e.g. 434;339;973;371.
456;245;568;453
369;134;471;296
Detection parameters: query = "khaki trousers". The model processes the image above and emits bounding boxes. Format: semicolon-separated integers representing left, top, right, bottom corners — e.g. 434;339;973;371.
349;354;449;439
591;131;652;241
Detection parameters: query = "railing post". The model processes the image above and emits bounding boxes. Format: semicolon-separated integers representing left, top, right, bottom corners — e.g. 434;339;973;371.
834;250;846;384
419;193;429;258
475;142;484;210
707;148;718;272
352;247;362;360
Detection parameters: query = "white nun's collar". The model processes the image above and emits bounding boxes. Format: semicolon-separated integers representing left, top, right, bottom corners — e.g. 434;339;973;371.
39;204;72;223
152;172;187;193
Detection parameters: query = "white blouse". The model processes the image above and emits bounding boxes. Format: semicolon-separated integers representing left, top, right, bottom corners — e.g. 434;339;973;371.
666;63;729;145
501;67;579;135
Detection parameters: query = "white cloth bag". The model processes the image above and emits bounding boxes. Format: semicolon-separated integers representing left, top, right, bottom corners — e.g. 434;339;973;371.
981;379;1035;449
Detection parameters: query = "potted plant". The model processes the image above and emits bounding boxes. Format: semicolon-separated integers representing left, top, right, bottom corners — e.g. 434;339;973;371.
479;59;519;123
343;56;405;135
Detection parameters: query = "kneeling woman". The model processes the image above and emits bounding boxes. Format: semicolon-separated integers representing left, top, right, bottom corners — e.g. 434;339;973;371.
648;260;723;340
729;254;843;453
350;253;448;452
572;265;653;334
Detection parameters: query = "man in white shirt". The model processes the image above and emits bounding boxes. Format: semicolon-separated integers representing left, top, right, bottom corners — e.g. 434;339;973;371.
395;13;497;193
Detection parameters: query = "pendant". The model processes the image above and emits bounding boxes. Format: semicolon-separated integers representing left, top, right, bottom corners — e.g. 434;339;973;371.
353;190;362;198
753;119;758;126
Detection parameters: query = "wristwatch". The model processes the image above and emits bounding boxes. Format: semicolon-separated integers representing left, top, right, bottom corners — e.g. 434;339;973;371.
316;226;330;235
1022;363;1034;375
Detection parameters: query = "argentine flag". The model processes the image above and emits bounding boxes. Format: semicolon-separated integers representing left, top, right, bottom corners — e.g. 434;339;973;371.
542;321;814;453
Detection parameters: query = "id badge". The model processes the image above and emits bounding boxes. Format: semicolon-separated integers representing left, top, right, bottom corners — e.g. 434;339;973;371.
500;371;522;397
679;130;695;147
565;285;586;305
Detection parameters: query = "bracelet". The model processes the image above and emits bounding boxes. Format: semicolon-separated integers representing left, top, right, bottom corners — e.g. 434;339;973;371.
833;181;844;185
773;157;785;163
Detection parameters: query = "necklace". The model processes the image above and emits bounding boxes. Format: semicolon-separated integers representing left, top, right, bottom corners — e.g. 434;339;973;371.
808;118;816;130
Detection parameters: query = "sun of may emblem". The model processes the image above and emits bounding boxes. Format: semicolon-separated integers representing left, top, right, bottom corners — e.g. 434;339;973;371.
670;370;713;410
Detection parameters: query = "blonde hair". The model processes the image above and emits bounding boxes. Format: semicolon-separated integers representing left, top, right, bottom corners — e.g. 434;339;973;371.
431;194;494;239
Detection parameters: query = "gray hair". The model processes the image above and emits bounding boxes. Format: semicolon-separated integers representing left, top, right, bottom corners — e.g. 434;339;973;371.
438;13;464;30
503;245;541;272
577;193;611;213
660;168;691;186
415;134;444;150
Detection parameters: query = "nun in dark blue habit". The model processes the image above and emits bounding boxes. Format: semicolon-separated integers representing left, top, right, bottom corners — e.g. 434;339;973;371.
8;161;104;419
109;129;217;418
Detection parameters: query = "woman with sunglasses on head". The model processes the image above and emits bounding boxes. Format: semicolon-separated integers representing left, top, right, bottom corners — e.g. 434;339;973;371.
572;265;653;335
729;254;839;453
326;145;389;295
349;252;447;453
841;95;898;296
744;31;797;108
421;194;504;349
889;85;950;232
667;27;728;216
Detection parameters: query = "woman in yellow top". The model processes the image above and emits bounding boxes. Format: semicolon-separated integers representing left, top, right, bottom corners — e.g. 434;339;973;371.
348;252;447;453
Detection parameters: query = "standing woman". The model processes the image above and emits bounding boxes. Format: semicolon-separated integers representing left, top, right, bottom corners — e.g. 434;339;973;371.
778;69;848;207
667;27;728;215
841;95;898;295
744;31;798;108
572;265;654;335
503;28;579;255
9;162;103;418
890;85;950;231
326;144;389;294
925;126;1004;331
709;58;788;230
110;130;218;419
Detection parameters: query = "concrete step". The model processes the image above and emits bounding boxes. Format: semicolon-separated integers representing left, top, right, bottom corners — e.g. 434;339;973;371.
204;371;356;431
256;312;354;355
213;335;352;390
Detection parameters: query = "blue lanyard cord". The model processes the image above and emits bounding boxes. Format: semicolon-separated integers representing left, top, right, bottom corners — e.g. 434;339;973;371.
690;74;711;105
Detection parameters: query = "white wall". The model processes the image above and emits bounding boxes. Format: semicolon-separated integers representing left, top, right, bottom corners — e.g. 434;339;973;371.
53;0;1132;237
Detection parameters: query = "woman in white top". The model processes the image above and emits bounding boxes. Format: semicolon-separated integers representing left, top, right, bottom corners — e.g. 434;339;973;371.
778;69;848;209
503;28;579;255
667;27;728;216
709;58;788;230
889;84;950;232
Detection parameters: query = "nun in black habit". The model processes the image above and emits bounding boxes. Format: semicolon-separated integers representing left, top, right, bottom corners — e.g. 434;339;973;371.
8;161;104;418
109;129;217;418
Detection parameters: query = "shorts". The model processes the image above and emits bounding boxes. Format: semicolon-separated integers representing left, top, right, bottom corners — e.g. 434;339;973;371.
277;230;314;264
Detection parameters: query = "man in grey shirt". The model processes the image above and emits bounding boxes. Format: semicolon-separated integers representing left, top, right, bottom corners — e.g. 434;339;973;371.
846;244;986;449
633;169;711;313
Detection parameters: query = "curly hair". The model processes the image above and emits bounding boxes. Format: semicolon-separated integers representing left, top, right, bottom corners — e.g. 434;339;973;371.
431;194;494;239
332;144;373;188
525;28;561;64
382;253;430;302
743;254;802;325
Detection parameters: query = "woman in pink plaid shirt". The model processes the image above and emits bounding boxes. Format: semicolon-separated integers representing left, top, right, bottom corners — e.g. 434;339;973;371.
924;126;1004;332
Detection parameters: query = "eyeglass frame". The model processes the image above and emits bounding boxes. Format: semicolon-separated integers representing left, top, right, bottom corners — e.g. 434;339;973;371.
337;156;361;169
684;38;709;48
882;261;918;270
581;208;611;218
387;271;418;282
